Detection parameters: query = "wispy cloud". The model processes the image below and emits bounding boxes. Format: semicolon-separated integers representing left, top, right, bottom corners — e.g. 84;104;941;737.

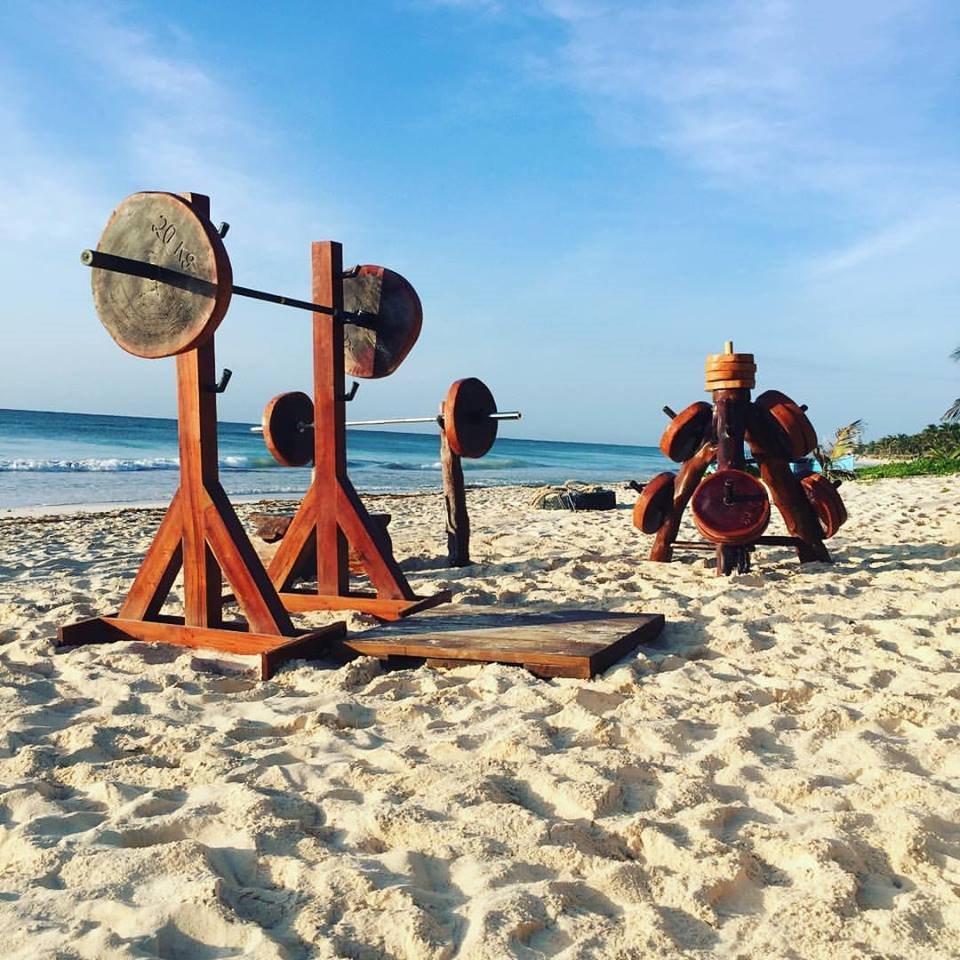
533;0;960;204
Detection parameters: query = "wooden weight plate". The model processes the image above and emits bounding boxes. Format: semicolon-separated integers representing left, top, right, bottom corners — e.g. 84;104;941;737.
342;265;422;379
660;402;712;462
632;472;676;534
801;474;848;539
444;377;497;458
691;468;771;545
92;192;232;359
262;391;314;467
754;390;817;459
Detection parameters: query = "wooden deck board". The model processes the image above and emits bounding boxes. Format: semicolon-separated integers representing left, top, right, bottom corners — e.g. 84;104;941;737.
334;605;665;678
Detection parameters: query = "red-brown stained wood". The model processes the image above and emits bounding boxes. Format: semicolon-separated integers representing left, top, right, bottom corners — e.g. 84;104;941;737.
262;391;314;467
633;472;676;534
650;441;715;562
441;405;471;566
264;241;443;616
746;406;831;563
753;390;818;460
444;378;497;459
659;401;712;462
801;474;848;539
691;468;771;545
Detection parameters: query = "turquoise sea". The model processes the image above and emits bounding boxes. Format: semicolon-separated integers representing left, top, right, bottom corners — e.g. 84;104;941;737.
0;408;673;510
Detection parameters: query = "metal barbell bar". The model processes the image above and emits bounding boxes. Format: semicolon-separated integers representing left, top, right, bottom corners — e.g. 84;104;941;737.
250;410;521;434
80;249;373;326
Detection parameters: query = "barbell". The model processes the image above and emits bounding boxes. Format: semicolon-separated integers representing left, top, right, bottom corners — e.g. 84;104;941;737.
258;378;521;466
81;191;422;378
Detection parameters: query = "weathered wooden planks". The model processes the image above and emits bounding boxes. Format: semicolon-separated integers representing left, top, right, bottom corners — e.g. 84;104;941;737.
332;605;665;678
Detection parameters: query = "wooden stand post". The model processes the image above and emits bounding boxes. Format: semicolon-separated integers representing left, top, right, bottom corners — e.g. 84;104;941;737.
58;335;344;679
440;401;471;566
712;387;754;574
267;242;450;619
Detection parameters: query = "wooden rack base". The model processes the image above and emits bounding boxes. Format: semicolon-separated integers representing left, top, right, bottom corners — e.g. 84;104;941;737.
58;614;341;681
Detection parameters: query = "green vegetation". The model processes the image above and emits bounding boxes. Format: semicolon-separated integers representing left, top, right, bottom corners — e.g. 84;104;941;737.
814;420;863;480
860;422;960;459
856;457;960;479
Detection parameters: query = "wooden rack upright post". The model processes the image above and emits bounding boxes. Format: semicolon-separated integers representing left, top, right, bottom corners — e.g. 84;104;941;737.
267;242;450;619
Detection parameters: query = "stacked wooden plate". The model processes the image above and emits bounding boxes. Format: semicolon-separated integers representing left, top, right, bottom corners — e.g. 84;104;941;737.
704;349;756;392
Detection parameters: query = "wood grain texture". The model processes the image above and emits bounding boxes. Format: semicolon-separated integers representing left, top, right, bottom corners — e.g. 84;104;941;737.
440;406;471;566
333;606;665;678
92;192;232;359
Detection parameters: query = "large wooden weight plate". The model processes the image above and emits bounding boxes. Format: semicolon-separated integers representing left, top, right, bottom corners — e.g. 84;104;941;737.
801;474;847;539
633;472;676;534
691;469;771;545
342;265;422;379
262;391;314;467
92;192;232;358
754;390;817;460
660;402;712;462
444;378;497;458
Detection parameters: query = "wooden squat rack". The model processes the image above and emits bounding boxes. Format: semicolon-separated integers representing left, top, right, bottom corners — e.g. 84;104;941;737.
266;242;450;620
59;193;345;678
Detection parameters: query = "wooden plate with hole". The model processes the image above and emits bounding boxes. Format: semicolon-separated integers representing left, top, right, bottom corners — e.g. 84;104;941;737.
801;474;847;538
691;469;770;545
342;265;423;379
91;192;232;359
262;391;314;467
444;378;498;458
633;472;676;534
660;402;713;462
754;390;817;459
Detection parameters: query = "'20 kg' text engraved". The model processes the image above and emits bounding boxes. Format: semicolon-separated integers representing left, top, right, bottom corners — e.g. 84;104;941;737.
151;215;198;272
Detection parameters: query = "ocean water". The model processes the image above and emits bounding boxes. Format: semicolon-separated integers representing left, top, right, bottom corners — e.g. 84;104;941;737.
0;408;672;510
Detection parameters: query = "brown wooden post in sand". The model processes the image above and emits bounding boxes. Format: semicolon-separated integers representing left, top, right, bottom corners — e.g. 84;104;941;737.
59;194;345;678
266;242;450;620
440;400;471;566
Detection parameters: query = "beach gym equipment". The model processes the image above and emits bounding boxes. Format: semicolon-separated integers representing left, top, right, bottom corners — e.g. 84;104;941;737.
58;191;347;677
75;191;453;620
633;342;847;575
258;379;521;567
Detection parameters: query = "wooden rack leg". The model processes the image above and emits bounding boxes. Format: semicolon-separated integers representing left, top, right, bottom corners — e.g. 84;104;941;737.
747;409;830;563
440;403;470;566
651;442;715;562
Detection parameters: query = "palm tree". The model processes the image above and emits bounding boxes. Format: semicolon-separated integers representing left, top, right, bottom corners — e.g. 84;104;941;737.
945;346;960;422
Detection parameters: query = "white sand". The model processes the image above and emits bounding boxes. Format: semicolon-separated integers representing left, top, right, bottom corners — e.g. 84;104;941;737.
0;476;958;958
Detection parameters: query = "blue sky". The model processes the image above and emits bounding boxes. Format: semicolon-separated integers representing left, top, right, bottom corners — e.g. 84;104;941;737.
0;0;957;444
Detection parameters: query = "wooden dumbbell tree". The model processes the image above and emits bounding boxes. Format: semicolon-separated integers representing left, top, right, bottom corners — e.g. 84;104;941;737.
633;342;848;575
